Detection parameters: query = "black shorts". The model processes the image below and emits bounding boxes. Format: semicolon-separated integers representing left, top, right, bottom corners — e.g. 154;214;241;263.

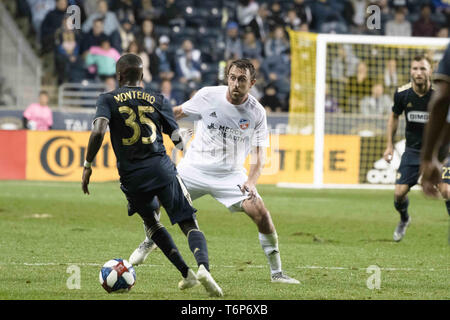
120;174;196;225
396;147;450;187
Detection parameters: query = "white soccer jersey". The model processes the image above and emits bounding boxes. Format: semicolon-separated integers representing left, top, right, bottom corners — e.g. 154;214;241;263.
180;85;269;173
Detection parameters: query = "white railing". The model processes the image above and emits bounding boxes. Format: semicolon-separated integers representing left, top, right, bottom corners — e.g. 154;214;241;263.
58;82;106;108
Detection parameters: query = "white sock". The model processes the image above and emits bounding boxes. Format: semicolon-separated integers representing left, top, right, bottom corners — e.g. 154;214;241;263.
258;232;282;274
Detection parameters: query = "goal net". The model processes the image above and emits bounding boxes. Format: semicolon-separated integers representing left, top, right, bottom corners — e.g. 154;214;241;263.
285;31;449;188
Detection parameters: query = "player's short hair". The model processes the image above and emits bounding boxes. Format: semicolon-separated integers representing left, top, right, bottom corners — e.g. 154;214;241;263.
116;53;143;83
412;55;432;67
39;90;49;96
227;58;256;81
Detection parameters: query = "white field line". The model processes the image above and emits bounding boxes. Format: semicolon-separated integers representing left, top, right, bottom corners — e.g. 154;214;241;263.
0;262;447;272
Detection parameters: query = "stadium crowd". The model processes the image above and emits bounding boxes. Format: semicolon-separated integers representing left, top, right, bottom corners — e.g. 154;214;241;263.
14;0;450;113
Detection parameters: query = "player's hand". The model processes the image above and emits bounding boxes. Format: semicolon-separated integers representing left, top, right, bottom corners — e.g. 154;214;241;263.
82;167;92;195
383;146;394;163
420;159;442;198
240;181;257;200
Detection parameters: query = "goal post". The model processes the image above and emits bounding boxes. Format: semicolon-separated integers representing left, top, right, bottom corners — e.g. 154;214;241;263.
286;30;449;188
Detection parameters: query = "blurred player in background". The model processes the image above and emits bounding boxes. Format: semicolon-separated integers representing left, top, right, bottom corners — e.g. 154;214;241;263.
130;58;300;284
82;53;222;297
383;55;450;242
421;44;450;199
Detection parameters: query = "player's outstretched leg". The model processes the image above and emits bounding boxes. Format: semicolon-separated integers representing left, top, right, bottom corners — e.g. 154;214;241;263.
179;219;223;296
393;185;411;242
242;198;300;284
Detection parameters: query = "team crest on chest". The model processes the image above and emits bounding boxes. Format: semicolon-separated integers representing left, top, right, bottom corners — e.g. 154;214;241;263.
239;118;249;130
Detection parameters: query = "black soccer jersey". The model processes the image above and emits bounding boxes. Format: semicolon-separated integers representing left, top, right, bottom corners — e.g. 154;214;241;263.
94;86;179;190
392;82;433;151
434;43;450;83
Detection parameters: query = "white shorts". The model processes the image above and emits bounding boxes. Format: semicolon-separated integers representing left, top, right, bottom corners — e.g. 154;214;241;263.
177;162;258;212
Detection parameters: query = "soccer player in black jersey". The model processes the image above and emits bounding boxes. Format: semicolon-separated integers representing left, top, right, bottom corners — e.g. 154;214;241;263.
383;55;450;242
81;53;222;296
421;44;450;199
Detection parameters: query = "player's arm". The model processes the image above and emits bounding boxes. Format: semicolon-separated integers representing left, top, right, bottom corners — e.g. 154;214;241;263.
241;146;265;198
384;112;400;163
173;105;188;120
421;80;450;161
420;80;450;197
82;118;108;195
384;90;402;163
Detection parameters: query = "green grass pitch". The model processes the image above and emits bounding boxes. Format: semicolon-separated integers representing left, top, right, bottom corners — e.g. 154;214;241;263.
0;180;448;300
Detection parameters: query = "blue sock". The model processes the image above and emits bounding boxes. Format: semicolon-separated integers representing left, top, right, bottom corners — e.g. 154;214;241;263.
187;230;210;272
151;226;189;278
394;197;410;222
446;200;450;216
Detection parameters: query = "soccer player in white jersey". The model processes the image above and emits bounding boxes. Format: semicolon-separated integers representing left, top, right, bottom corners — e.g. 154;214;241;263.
130;58;300;284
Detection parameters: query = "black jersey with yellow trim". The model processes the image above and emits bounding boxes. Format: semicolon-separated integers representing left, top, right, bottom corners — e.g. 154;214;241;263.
392;82;433;151
94;86;179;181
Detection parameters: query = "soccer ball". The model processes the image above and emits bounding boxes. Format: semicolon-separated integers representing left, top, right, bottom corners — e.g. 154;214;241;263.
99;258;136;293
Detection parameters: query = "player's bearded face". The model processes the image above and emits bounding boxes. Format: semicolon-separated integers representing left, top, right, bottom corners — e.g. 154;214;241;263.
410;60;431;85
227;66;254;103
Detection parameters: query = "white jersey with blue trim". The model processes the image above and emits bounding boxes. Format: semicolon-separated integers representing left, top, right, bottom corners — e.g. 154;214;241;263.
180;86;269;173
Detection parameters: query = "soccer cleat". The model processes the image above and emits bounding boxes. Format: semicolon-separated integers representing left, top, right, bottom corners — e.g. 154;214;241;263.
271;271;300;284
129;239;157;265
393;216;411;242
178;268;200;290
196;265;223;297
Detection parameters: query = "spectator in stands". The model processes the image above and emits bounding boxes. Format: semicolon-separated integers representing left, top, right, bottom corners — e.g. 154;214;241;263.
284;9;302;31
293;0;313;28
80;18;108;55
54;16;84;84
127;40;151;86
109;0;139;26
155;35;175;81
104;76;117;92
413;4;439;37
237;0;263;39
175;39;202;84
158;0;182;26
26;0;55;41
23;90;53;130
260;83;283;113
437;26;449;37
331;44;360;83
85;36;120;80
344;61;373;113
136;18;157;58
309;0;343;32
266;2;285;32
383;59;399;91
260;50;290;101
249;58;264;100
82;0;120;36
385;7;412;37
264;25;289;58
160;79;184;106
40;0;68;54
119;18;136;53
224;21;243;61
137;0;160;25
360;83;393;115
241;29;263;60
325;84;340;113
319;12;348;34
